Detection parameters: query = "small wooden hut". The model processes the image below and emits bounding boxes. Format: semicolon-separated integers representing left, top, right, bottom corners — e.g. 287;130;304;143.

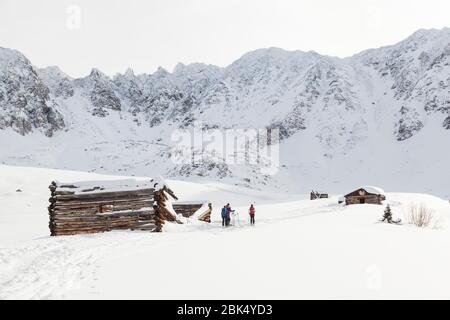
172;202;212;223
48;179;181;236
310;191;329;200
344;187;386;205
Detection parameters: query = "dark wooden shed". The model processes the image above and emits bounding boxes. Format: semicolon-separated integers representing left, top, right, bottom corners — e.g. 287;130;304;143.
344;187;386;205
310;191;329;200
172;201;212;223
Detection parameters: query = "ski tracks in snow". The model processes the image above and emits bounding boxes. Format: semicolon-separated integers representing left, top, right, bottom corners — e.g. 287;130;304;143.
0;199;339;299
0;237;104;299
0;231;171;299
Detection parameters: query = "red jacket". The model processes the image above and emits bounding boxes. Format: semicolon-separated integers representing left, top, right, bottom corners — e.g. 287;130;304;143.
249;207;255;216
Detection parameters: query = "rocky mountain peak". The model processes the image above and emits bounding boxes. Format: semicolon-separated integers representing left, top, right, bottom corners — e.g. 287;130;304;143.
0;48;64;136
0;28;449;157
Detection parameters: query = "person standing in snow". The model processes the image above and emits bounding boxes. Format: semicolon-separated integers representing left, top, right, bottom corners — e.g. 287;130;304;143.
226;203;232;227
249;204;256;225
221;205;228;227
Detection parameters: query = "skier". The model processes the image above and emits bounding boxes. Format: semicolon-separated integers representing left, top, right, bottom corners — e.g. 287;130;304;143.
249;204;256;225
221;205;228;227
226;203;232;227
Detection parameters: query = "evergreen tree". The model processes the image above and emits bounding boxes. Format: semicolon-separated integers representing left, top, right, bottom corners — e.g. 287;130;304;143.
381;205;401;224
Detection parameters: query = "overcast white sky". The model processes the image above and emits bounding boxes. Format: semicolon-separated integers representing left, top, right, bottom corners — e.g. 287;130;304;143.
0;0;449;78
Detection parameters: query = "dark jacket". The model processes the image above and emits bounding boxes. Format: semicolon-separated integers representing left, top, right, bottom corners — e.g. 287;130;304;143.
226;206;232;218
221;207;227;218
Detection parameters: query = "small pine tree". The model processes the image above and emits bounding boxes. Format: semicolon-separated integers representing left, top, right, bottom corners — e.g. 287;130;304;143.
382;205;393;222
381;204;401;224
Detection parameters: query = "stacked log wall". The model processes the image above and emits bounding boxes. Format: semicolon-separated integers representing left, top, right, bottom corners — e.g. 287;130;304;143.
172;204;203;218
48;181;161;236
345;195;383;205
172;203;212;223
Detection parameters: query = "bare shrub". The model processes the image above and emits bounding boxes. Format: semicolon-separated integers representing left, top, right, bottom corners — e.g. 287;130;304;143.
405;203;435;228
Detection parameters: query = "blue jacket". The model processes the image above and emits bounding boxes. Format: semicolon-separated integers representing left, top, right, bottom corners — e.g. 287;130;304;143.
221;207;227;218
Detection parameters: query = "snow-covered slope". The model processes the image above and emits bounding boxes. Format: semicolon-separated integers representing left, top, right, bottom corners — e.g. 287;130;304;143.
1;165;450;299
355;28;450;140
0;28;450;197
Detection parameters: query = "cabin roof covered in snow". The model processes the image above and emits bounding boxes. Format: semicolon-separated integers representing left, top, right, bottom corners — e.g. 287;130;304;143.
361;186;385;195
53;178;160;195
345;186;385;197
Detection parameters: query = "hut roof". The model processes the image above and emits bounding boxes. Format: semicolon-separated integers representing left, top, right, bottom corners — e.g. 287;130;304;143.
53;179;158;195
345;186;385;197
361;186;385;195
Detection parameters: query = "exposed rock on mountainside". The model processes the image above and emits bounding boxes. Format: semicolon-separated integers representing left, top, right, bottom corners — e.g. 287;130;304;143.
0;48;64;137
38;66;74;99
77;69;122;117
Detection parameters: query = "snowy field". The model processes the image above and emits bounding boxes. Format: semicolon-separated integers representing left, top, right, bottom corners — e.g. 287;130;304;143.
1;164;450;300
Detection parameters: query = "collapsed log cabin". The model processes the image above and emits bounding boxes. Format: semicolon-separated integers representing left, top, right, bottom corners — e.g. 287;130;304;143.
48;179;181;236
171;202;212;223
344;187;386;205
310;191;329;200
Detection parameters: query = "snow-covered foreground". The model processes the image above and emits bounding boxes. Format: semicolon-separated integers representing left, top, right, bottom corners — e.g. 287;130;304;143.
1;165;450;300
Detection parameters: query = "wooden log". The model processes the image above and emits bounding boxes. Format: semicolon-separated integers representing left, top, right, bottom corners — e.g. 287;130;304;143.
52;224;108;229
51;222;154;230
53;194;154;204
52;218;107;223
53;205;153;215
52;229;107;236
51;216;144;223
54;196;154;205
51;214;155;222
132;225;157;231
51;216;105;222
52;206;155;215
54;201;154;209
54;189;155;201
55;183;77;189
52;208;101;215
52;226;107;232
52;221;147;232
51;202;152;214
172;205;203;209
51;210;154;218
54;191;78;196
53;202;153;212
53;215;142;222
163;186;179;201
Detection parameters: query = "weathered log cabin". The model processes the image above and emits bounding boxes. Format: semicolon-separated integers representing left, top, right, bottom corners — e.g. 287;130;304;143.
48;179;206;236
344;187;386;205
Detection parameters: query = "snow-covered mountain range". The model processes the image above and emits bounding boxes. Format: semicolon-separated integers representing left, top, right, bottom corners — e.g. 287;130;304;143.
1;28;449;197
